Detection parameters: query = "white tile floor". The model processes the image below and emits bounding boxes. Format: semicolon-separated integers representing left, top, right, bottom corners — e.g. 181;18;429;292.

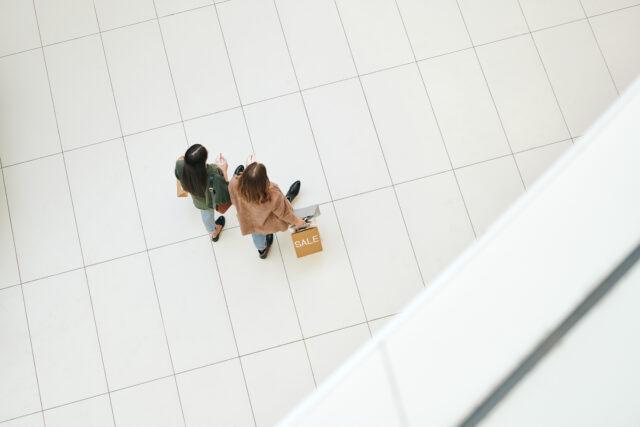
0;0;638;426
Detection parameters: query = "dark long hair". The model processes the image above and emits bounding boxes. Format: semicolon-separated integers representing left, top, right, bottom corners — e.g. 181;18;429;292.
238;162;271;204
181;144;208;198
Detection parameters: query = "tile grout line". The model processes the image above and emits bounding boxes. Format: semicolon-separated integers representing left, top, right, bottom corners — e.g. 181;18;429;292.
391;0;478;239
212;1;256;154
332;0;428;289
93;2;187;425
325;138;572;204
0;311;397;424
152;0;191;146
206;241;258;427
0;157;24;294
0;157;46;426
271;0;373;338
577;0;621;95
514;1;575;147
46;1;123;424
453;0;527;191
31;1;114;425
272;235;319;387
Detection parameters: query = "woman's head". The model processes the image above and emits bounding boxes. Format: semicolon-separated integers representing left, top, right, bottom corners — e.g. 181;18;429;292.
238;162;271;204
181;144;208;197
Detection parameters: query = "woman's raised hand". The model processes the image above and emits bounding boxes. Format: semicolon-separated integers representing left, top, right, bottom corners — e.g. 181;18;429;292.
215;153;228;171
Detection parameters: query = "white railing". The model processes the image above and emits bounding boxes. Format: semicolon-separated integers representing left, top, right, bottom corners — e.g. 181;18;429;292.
279;76;640;427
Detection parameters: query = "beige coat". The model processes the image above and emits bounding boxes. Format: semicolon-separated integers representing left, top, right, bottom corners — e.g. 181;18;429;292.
229;177;297;235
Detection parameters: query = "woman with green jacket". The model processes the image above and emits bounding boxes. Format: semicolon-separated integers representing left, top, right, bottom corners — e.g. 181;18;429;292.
175;144;237;242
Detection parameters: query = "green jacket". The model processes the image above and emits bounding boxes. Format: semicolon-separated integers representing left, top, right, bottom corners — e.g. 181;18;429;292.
175;160;231;210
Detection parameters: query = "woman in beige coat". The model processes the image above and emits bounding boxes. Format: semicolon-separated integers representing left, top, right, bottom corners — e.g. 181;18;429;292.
229;162;304;259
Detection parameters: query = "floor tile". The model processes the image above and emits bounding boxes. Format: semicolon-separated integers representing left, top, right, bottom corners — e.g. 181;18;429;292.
217;0;297;104
580;0;639;16
334;0;413;74
213;228;301;355
242;341;315;427
2;414;44;427
361;64;450;183
65;140;146;265
111;377;184;427
303;79;390;199
33;0;98;45
518;0;585;30
160;7;239;120
396;0;470;59
0;172;20;289
94;0;155;31
102;21;180;135
4;155;83;282
396;172;475;282
306;324;370;383
0;0;40;57
419;49;511;168
125;124;205;249
184;108;252;175
591;6;640;91
455;156;525;235
86;253;173;390
0;50;60;166
334;188;423;319
176;359;254;427
244;93;331;207
534;20;618;136
515;141;573;188
458;0;528;45
278;204;366;337
44;35;120;151
477;35;570;151
298;349;402;427
276;0;356;89
0;286;41;421
369;316;395;336
23;270;106;409
45;395;114;427
148;237;236;372
155;0;212;17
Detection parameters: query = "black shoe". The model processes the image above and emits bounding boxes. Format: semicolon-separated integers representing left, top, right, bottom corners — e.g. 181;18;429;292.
285;181;301;203
234;165;244;176
211;216;225;242
259;234;274;259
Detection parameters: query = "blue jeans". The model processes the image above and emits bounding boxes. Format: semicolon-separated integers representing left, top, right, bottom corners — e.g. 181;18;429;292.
200;209;216;233
252;234;268;251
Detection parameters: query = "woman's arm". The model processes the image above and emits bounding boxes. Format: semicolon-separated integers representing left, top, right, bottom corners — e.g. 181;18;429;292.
272;192;305;226
215;153;229;181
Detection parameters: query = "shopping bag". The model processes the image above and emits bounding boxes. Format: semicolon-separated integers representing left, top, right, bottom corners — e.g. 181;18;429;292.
291;226;322;258
291;204;322;258
176;180;188;197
